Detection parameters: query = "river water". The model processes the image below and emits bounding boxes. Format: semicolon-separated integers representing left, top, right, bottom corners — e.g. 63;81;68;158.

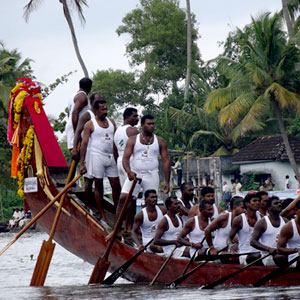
1;231;300;300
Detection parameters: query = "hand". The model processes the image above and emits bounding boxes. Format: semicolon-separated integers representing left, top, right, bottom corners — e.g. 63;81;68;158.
71;149;80;161
164;182;170;194
267;247;277;255
174;240;181;248
138;245;146;251
228;243;238;253
193;242;203;250
209;248;218;255
127;170;137;181
79;164;87;175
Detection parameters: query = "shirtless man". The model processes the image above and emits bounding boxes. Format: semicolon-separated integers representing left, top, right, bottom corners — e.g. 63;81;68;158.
153;196;188;258
112;114;170;238
178;182;195;224
205;196;245;254
188;186;223;219
257;191;268;217
277;200;300;266
80;99;121;222
131;189;166;252
227;193;261;265
250;196;287;267
177;200;214;257
66;77;92;151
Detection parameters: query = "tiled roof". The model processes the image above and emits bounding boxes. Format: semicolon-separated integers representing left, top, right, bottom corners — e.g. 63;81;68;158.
232;135;300;163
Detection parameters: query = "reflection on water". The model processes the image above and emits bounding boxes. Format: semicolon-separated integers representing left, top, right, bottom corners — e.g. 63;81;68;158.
0;232;300;300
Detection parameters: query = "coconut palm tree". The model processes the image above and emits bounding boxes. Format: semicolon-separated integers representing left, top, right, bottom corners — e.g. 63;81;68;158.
184;0;192;103
204;12;300;181
23;0;89;77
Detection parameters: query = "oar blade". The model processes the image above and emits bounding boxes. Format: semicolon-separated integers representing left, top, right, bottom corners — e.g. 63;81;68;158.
30;240;56;286
88;258;110;284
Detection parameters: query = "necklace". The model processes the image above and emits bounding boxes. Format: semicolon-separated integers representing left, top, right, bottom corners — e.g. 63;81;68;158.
141;133;153;145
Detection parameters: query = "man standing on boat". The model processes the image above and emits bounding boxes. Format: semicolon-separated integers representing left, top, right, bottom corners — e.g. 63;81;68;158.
131;189;166;252
177;199;214;257
188;186;223;219
250;196;288;267
80;98;121;223
178;182;195;224
108;114;170;240
153;196;189;258
205;196;245;254
227;193;261;265
66;77;93;151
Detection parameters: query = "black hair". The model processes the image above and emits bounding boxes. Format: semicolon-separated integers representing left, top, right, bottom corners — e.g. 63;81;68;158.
165;196;177;209
141;114;154;125
123;107;138;120
92;99;107;109
256;191;268;200
243;193;258;207
201;186;214;197
90;93;103;105
282;198;294;210
199;199;213;210
144;189;157;199
267;196;280;208
180;181;193;192
230;196;244;210
79;77;92;91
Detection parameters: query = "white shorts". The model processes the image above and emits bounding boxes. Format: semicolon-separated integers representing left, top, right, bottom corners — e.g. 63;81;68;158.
121;170;159;197
117;157;127;187
262;255;276;267
85;152;118;179
66;122;74;150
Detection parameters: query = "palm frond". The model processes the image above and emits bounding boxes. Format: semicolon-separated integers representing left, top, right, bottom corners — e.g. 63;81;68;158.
23;0;44;22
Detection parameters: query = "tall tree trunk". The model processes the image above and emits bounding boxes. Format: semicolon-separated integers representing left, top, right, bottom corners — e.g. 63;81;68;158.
273;99;300;182
60;0;89;78
281;0;294;41
184;0;192;103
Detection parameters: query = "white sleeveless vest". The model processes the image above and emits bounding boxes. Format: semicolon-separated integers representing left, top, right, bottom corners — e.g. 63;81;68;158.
114;124;131;158
213;212;232;250
188;216;209;255
140;206;164;245
178;198;193;224
131;134;159;173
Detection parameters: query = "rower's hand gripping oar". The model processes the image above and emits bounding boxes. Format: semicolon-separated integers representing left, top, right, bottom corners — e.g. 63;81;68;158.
88;178;140;285
202;253;271;289
166;245;227;288
0;173;82;257
102;238;154;285
30;152;82;286
149;246;177;286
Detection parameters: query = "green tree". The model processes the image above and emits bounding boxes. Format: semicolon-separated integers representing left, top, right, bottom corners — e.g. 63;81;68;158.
23;0;89;77
117;0;200;95
204;12;300;181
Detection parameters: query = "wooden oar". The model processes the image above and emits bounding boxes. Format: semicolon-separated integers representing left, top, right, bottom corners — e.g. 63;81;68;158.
253;254;300;287
166;245;228;288
181;236;206;276
149;246;177;286
102;238;154;285
202;253;271;289
30;157;80;286
88;178;139;285
0;173;81;257
195;251;259;261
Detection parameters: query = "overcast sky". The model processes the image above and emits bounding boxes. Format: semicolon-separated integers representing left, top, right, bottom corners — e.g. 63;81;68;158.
1;0;282;122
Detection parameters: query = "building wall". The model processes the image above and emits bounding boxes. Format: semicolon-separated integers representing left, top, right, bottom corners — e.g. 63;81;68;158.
239;161;300;190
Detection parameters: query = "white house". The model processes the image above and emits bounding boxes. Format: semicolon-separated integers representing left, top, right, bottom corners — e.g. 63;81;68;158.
232;135;300;191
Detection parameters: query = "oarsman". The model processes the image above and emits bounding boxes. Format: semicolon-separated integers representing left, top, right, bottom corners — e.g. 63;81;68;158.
257;191;269;217
178;182;195;224
66;77;92;151
250;196;288;267
277;201;300;267
227;193;261;265
110;114;170;240
153;196;189;258
131;189;166;252
114;108;139;233
177;200;214;257
281;198;296;220
80;99;121;222
205;196;245;254
113;107;139;187
188;186;223;219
